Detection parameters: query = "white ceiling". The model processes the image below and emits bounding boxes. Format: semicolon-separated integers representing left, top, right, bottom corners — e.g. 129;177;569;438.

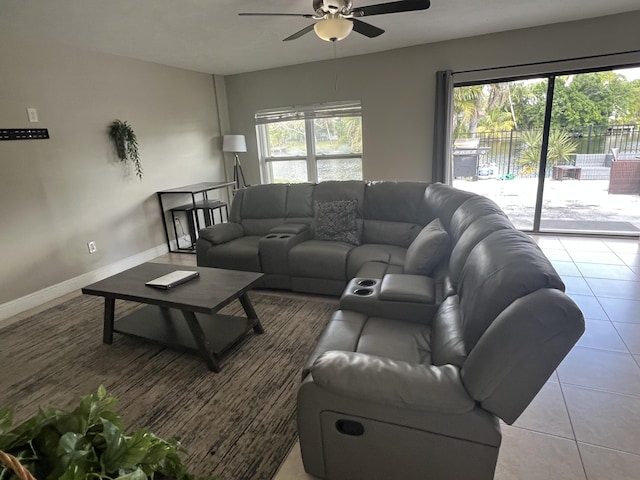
0;0;638;76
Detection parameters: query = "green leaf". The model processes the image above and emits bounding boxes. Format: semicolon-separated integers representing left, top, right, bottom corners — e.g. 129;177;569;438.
0;407;14;434
114;467;148;480
121;430;154;468
99;419;129;474
58;464;87;480
56;432;93;474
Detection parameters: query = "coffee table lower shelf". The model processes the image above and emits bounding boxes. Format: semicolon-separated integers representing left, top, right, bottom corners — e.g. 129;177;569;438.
113;305;259;371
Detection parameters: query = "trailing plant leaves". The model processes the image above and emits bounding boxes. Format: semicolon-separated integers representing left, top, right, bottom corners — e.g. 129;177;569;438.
0;386;206;480
0;407;13;434
99;419;129;474
108;119;143;179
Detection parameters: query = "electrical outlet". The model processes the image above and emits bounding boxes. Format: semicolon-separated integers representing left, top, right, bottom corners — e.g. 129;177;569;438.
87;241;97;254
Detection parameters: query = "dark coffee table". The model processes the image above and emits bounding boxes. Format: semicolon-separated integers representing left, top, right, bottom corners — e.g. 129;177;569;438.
81;263;264;372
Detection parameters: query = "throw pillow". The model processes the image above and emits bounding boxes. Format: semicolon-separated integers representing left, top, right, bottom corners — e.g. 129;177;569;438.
314;199;361;245
404;218;450;276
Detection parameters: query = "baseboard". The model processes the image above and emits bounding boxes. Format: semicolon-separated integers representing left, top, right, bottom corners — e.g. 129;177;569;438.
0;244;169;324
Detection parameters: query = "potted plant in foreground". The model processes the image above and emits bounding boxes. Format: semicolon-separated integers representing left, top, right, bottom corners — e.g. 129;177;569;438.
0;386;203;480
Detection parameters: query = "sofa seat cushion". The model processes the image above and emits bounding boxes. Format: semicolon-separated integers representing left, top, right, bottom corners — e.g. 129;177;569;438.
289;240;354;280
196;235;262;272
357;316;432;364
302;310;433;379
346;244;406;279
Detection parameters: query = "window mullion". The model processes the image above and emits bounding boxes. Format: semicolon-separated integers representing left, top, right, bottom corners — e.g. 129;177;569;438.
305;119;317;182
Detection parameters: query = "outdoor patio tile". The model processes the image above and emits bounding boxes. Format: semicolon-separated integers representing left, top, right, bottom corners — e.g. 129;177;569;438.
494;426;585;480
579;443;640;480
568;294;608;320
542;248;573;261
577;263;639;281
557;347;640;396
568;251;626;265
563;385;640;455
597;297;640;324
512;382;574;439
559;238;612;252
585;278;640;300
563;276;592;295
553;260;582;276
577;319;628;353
613;322;640;355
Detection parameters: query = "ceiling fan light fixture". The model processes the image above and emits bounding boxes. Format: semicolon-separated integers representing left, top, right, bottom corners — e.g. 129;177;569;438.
313;14;353;41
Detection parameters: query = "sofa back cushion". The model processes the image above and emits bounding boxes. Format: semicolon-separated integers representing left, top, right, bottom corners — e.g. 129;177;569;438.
240;183;288;235
362;181;429;247
423;183;476;232
457;229;565;351
312;180;365;236
448;213;514;291
449;196;507;244
403;218;450;276
285;183;315;224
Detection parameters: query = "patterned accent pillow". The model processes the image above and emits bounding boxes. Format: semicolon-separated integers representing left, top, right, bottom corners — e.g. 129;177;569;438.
314;200;361;245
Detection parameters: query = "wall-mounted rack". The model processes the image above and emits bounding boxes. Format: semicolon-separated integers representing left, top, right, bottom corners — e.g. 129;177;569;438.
0;129;49;141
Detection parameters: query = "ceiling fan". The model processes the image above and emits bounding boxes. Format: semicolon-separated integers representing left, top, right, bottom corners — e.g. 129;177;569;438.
239;0;431;42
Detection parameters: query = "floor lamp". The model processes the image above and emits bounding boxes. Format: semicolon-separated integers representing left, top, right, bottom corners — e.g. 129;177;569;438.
223;134;248;189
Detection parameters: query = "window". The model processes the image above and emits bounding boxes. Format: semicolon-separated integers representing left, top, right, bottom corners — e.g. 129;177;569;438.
256;101;363;183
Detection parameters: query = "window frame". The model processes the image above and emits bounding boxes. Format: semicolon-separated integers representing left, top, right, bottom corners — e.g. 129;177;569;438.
256;101;362;183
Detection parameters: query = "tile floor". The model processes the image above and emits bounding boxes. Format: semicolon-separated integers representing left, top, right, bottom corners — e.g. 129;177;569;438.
274;235;640;480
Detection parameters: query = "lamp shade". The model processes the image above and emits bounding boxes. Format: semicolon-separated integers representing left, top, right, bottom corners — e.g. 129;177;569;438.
314;15;353;42
222;134;247;153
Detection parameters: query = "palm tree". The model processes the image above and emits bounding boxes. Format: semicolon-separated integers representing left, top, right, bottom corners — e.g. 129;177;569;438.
516;129;578;176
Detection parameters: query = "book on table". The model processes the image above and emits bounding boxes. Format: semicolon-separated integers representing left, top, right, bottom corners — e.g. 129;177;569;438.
145;270;199;289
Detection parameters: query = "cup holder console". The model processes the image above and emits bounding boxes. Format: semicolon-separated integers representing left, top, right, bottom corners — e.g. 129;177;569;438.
265;234;278;239
353;288;374;296
357;279;377;287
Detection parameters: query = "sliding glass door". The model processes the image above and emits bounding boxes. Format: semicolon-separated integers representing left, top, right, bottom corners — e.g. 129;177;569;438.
452;66;640;236
539;69;640;235
452;78;548;230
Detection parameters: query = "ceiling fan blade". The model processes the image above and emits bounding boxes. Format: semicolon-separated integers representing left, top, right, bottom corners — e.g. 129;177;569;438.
351;19;385;38
239;12;315;18
352;0;430;17
283;24;316;41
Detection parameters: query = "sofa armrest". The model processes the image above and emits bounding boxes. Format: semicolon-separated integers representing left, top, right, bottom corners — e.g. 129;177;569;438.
311;351;475;414
379;274;436;303
270;223;310;235
198;222;244;245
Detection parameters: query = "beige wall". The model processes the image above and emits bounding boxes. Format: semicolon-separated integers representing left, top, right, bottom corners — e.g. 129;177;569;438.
0;35;225;307
224;11;640;184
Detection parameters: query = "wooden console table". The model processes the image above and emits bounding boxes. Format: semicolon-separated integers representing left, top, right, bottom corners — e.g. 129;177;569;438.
157;181;235;253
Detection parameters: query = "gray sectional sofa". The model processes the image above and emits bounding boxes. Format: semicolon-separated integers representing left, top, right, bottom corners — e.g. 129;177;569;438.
197;180;456;295
196;181;585;480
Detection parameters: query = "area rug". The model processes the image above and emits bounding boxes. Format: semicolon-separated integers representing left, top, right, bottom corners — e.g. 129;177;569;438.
0;291;338;479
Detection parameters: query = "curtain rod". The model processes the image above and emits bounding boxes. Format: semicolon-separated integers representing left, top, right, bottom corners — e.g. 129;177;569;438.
453;49;640;75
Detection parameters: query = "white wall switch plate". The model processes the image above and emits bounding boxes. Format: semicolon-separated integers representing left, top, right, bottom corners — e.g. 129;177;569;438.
26;108;39;123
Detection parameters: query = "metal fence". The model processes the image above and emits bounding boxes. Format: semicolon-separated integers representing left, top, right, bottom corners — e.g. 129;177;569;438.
454;124;640;179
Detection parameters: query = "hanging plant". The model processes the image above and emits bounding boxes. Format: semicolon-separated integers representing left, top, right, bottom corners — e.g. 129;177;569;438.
108;119;143;179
